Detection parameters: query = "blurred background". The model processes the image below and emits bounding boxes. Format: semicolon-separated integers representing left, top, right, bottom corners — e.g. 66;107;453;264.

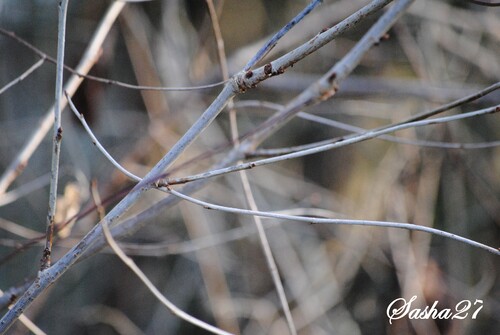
0;0;499;334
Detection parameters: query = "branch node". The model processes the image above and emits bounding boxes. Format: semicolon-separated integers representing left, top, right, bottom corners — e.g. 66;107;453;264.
264;63;273;76
55;127;63;141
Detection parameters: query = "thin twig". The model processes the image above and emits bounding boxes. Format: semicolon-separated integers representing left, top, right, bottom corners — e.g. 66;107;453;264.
66;92;141;182
90;180;106;221
101;214;233;335
0;28;228;92
236;100;500;155
0;173;52;207
206;0;229;83
115;224;271;256
244;0;323;71
165;187;500;256
235;0;393;92
400;81;500;123
238;171;298;335
40;0;69;270
0;57;45;95
165;105;499;186
207;1;297;333
202;2;242;333
241;0;415;149
116;208;345;257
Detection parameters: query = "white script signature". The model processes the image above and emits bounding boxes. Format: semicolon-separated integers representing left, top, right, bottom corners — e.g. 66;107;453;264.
386;295;484;324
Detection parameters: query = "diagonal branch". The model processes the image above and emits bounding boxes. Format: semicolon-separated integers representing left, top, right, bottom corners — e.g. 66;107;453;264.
0;1;402;332
0;57;45;95
164;105;499;186
244;0;323;71
241;0;415;150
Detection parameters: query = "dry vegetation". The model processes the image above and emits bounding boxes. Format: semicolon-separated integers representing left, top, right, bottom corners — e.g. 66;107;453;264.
0;0;499;334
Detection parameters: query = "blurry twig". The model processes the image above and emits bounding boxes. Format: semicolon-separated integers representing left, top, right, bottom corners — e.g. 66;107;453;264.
206;0;229;83
408;0;500;42
0;28;228;92
80;305;144;335
90;180;106;221
199;2;242;333
101;214;233;335
11;315;46;335
207;0;297;333
237;170;298;335
435;26;500;80
0;173;51;207
0;1;126;195
262;73;500;103
468;0;500;6
0;218;42;239
115;224;269;256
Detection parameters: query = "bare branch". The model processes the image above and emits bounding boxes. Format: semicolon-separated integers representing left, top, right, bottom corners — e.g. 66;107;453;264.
0;58;45;95
66;92;142;182
40;0;70;270
244;0;323;71
5;2;497;333
166;187;500;256
165;105;499;186
235;100;500;155
241;0;415;148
